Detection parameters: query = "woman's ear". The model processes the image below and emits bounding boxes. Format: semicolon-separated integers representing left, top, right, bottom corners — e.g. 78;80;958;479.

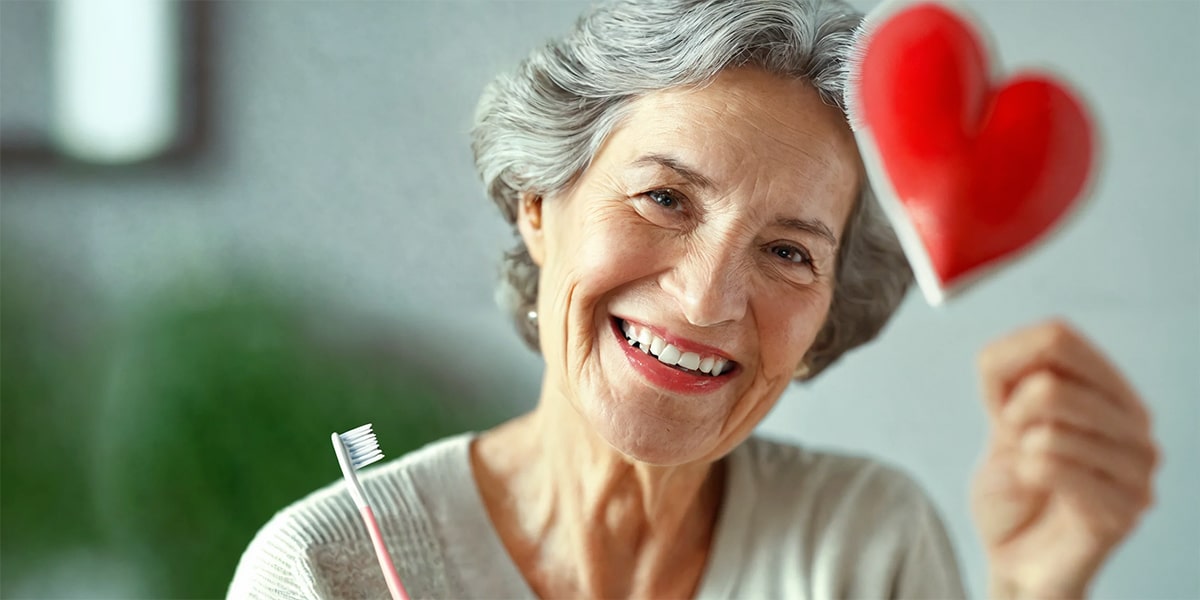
516;193;545;266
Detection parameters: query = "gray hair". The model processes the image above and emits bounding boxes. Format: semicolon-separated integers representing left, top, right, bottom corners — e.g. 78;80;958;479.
472;0;913;381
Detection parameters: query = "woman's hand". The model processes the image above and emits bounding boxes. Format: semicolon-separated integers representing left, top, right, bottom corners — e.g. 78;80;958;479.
971;320;1159;599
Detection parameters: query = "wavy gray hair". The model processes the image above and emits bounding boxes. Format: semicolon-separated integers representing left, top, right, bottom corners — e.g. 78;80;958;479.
471;0;913;381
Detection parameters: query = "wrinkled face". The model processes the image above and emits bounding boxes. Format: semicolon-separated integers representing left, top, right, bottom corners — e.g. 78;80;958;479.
519;68;861;466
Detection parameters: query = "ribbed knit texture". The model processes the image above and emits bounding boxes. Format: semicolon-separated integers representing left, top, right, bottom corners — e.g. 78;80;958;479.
228;434;966;599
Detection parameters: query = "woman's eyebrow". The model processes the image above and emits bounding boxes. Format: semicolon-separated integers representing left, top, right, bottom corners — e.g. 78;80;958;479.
630;153;717;190
775;216;838;248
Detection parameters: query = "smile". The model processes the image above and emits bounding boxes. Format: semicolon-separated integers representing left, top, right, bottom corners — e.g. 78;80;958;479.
610;317;738;394
620;319;732;376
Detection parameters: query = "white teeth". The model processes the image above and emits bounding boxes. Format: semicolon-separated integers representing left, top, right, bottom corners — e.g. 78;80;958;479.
636;328;652;347
657;344;682;366
622;322;645;348
618;320;732;377
677;352;701;370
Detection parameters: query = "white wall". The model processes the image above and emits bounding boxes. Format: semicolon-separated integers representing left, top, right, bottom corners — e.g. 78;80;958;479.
3;1;1196;597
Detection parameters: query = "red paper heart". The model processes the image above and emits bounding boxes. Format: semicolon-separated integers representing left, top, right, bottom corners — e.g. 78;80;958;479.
853;2;1095;303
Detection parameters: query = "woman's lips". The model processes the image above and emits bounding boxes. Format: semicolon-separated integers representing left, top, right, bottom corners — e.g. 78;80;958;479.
609;317;736;395
620;317;734;361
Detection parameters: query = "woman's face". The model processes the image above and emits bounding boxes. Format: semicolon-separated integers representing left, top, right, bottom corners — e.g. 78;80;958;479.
520;67;861;466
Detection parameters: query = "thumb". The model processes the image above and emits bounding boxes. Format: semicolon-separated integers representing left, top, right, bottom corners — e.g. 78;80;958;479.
972;447;1045;546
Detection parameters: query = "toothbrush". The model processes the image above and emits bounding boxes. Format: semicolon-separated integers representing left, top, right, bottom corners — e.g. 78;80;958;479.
332;424;410;600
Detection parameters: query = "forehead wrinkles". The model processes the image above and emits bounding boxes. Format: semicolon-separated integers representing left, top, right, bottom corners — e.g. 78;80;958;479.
697;97;858;238
627;89;852;196
715;86;845;170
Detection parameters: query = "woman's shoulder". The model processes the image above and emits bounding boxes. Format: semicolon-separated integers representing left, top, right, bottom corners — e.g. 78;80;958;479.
727;436;964;598
227;432;476;599
736;434;931;508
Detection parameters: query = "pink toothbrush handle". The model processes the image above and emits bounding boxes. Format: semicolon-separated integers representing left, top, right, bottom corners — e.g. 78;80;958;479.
359;505;410;600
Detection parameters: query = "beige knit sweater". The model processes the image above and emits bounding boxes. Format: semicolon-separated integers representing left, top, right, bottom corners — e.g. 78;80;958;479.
228;433;966;599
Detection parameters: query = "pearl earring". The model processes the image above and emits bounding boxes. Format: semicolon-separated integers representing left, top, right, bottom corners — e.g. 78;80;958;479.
527;310;538;328
795;361;811;379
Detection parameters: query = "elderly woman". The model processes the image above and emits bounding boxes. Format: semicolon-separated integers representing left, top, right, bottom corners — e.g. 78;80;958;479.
230;0;1159;598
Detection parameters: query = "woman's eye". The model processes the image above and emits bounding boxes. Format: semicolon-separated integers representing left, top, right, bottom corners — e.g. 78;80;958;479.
645;189;683;211
770;244;813;267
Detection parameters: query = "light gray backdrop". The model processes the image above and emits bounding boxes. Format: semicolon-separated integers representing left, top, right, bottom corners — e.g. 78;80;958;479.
2;1;1196;598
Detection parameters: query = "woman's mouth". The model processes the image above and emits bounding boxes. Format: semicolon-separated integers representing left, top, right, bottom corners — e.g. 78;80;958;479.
619;319;733;376
610;317;738;394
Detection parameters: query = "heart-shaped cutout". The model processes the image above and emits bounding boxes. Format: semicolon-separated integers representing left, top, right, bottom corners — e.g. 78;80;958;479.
849;1;1097;305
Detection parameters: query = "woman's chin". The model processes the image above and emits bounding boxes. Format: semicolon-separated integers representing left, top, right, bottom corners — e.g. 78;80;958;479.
585;401;720;466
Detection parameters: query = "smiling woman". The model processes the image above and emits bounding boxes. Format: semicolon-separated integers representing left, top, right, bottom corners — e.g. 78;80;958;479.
228;0;1160;598
513;69;863;467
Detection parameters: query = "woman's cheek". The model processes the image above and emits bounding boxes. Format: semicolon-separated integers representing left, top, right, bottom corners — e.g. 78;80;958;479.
756;288;830;374
579;217;669;283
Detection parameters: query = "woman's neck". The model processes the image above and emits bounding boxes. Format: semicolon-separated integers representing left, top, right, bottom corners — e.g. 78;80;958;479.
472;384;726;598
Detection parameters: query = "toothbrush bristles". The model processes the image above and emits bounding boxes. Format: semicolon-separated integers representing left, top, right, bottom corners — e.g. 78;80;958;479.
339;424;385;469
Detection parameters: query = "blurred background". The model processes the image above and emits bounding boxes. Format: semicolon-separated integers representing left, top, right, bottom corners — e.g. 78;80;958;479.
1;0;1196;598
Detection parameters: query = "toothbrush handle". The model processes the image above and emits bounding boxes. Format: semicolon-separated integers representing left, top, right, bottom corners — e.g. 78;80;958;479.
359;505;410;600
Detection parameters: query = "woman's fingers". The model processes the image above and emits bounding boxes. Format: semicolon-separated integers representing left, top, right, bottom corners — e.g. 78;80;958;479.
993;367;1160;497
976;320;1160;524
1020;423;1155;494
978;320;1144;420
1015;448;1151;538
1001;371;1152;448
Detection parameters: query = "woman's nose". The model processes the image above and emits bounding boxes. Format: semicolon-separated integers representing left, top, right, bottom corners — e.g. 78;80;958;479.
659;248;750;328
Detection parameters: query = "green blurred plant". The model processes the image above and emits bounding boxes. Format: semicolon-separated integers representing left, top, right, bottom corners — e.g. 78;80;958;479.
3;251;499;598
1;241;111;596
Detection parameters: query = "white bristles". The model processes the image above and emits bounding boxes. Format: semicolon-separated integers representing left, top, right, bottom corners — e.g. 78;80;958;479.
338;424;385;470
